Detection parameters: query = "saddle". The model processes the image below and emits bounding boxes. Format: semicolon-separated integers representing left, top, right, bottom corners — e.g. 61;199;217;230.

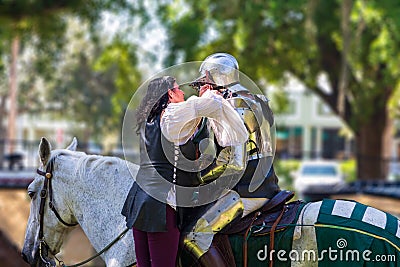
221;190;296;235
191;190;302;267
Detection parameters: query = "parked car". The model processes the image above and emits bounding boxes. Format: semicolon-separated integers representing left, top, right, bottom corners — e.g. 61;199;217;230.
293;160;346;199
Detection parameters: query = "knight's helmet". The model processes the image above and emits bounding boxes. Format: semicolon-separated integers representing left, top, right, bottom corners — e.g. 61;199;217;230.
198;53;240;87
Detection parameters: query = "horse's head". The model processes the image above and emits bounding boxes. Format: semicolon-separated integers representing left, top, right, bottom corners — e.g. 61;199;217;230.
22;137;79;267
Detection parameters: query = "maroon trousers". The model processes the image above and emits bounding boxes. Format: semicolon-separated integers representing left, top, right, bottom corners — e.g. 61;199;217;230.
132;205;180;267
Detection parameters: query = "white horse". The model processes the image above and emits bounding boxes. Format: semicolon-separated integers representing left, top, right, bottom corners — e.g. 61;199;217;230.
22;138;137;267
22;138;400;267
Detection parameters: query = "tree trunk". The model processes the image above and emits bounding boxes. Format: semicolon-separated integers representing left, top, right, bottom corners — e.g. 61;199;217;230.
356;106;393;180
0;95;6;169
337;0;352;116
7;35;20;153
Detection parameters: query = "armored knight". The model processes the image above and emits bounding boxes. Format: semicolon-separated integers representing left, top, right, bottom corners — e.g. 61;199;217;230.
195;52;280;199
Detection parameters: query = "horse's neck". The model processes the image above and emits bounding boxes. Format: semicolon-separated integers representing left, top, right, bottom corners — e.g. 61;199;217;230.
57;155;136;257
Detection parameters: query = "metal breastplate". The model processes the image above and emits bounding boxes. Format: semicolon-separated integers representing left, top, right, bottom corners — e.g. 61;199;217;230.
227;95;273;161
198;92;275;193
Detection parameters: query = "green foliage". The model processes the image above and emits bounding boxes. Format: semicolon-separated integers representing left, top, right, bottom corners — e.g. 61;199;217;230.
155;0;400;180
157;0;400;126
158;2;206;65
340;159;357;183
269;88;291;114
0;0;141;138
274;159;301;191
42;31;142;139
49;50;116;137
93;38;142;126
0;0;138;89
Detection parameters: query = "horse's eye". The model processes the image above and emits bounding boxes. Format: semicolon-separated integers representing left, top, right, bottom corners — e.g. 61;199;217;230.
28;191;35;199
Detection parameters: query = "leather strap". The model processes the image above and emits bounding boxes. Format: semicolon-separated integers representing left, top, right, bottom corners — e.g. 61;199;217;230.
213;234;236;266
37;159;78;230
269;206;285;267
243;211;260;267
38;174;50;240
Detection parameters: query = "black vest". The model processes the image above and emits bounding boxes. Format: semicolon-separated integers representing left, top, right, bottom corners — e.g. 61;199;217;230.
128;114;202;231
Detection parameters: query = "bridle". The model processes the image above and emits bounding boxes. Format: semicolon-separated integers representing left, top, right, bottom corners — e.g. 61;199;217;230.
37;158;78;229
36;157;78;266
34;156;132;267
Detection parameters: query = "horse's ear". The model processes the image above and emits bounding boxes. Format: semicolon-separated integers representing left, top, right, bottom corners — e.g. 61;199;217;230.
66;137;78;151
39;137;51;166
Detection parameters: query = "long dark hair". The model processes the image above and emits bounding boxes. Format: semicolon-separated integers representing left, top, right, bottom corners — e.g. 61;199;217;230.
136;76;176;133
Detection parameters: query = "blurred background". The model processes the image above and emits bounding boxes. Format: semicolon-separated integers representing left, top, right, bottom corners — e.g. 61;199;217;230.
0;0;399;266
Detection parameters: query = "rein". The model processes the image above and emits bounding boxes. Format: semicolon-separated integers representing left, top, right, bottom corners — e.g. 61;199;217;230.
36;157;132;267
56;228;129;267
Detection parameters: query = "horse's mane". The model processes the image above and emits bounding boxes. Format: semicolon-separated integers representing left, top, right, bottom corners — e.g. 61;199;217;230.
50;149;125;181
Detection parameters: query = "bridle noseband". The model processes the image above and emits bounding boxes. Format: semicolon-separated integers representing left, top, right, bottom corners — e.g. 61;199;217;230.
36;157;78;266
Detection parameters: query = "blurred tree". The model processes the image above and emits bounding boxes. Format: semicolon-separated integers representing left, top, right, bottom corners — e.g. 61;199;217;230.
0;0;139;148
93;36;142;131
47;25;141;141
157;0;400;180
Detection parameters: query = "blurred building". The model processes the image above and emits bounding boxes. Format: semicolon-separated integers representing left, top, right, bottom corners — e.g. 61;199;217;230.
274;87;354;160
1;113;81;169
20;114;75;147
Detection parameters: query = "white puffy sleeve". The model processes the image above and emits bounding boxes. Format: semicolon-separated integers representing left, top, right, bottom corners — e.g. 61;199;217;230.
160;99;202;145
161;90;248;146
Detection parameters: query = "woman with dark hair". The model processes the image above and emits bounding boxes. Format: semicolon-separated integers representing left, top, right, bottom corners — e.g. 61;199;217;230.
122;76;199;267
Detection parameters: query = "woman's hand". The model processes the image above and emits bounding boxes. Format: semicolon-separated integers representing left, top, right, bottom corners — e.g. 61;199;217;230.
199;84;223;97
199;84;213;97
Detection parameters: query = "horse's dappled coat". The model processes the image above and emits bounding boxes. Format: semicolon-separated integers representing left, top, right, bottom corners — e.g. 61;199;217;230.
23;142;137;267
